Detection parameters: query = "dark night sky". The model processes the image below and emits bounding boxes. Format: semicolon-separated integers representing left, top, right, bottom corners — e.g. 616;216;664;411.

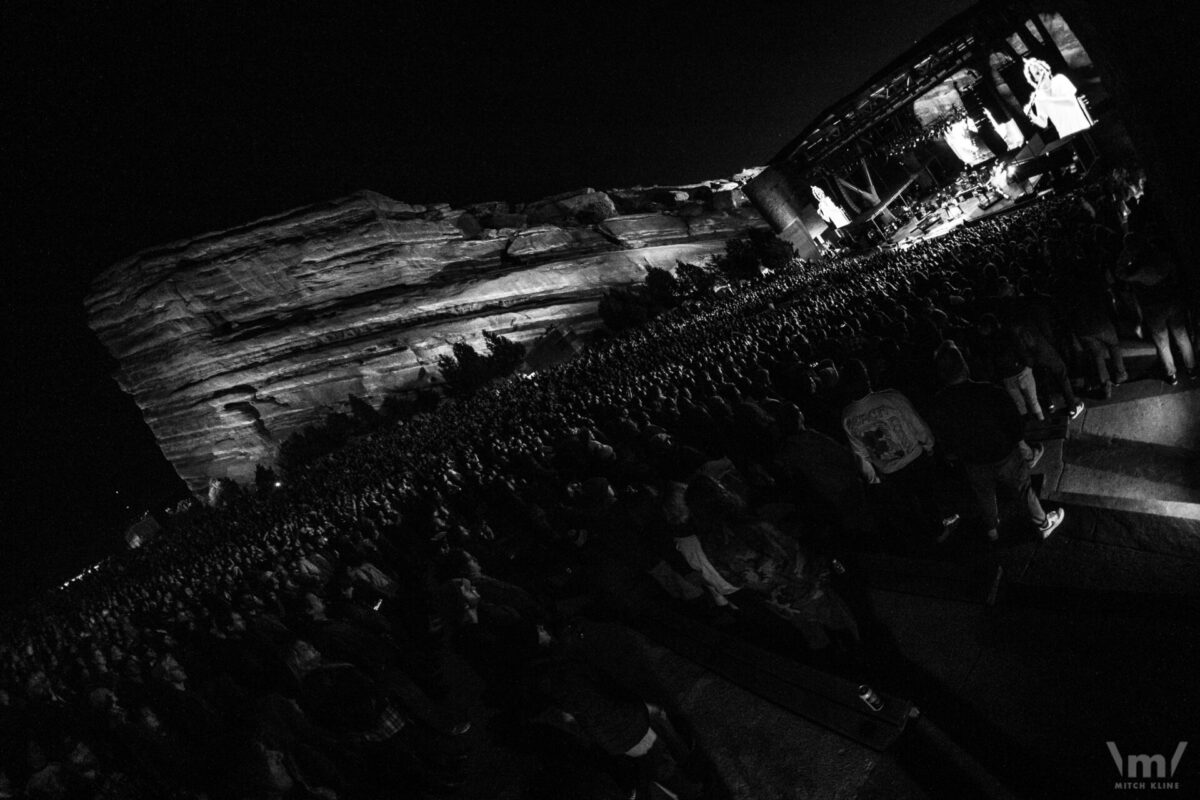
4;1;981;602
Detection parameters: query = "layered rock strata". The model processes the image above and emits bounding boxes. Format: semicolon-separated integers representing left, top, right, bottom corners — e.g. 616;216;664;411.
87;184;766;492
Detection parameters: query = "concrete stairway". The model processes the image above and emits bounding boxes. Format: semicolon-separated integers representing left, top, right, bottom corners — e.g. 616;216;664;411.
1044;381;1200;522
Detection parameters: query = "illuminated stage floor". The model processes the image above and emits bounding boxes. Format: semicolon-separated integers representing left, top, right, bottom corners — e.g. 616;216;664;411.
889;192;1025;246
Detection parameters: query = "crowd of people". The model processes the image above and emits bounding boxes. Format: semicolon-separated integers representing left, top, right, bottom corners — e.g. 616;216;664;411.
1;168;1195;799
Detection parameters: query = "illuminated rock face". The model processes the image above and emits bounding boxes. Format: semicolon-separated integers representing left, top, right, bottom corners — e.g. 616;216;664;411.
87;186;766;493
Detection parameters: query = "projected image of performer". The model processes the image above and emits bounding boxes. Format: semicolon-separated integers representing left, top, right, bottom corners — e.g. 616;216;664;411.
1022;57;1093;137
812;185;851;228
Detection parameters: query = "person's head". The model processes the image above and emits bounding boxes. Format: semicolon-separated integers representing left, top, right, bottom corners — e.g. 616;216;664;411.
977;312;999;336
580;476;615;507
816;359;839;390
841;359;871;400
285;640;323;677
65;737;99;780
1023;56;1051;89
121;654;145;685
88;687;124;723
774;402;804;435
244;739;295;795
684;474;745;522
302;592;328;622
660;480;690;525
89;647;107;670
1122;229;1144;254
153;653;188;689
536;623;554;649
440;548;483;581
136;705;162;733
934;340;971;385
25;670;52;701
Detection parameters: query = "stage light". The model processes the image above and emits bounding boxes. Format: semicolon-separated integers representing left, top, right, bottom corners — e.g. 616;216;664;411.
944;119;991;166
986;109;1026;149
274;481;282;488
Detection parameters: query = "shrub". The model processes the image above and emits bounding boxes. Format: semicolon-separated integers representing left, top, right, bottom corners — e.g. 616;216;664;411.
277;410;357;474
598;285;654;331
713;229;799;281
599;260;725;334
645;266;682;309
436;332;527;395
348;395;381;429
675;260;720;297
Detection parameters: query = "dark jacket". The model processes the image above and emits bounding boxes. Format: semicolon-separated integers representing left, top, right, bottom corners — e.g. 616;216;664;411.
930;381;1024;464
537;657;649;755
974;328;1027;381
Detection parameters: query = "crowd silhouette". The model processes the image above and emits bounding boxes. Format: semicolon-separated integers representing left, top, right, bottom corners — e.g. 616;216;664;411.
1;168;1194;799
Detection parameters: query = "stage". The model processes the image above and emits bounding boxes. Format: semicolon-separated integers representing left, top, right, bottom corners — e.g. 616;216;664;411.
883;129;1094;248
887;189;1027;246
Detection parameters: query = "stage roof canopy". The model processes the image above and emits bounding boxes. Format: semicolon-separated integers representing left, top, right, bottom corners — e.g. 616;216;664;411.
771;1;1040;171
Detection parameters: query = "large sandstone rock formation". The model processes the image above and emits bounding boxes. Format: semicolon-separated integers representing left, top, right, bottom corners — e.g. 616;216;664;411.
87;183;767;493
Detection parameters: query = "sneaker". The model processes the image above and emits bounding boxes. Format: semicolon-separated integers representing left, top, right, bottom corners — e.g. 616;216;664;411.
936;514;961;544
1038;508;1065;538
1068;401;1085;420
1113;371;1128;385
1167;373;1179;386
1027;443;1045;469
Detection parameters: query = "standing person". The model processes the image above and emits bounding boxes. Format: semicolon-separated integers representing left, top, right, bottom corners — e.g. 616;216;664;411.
976;313;1044;421
772;404;878;542
535;627;703;800
1068;275;1128;398
1002;281;1085;419
929;341;1065;542
838;360;958;544
1116;229;1196;385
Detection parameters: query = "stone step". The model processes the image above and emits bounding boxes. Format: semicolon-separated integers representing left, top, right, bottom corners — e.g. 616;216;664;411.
636;603;915;752
569;619;893;800
1044;385;1200;523
1072;384;1200;449
1011;527;1200;596
1049;486;1200;521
